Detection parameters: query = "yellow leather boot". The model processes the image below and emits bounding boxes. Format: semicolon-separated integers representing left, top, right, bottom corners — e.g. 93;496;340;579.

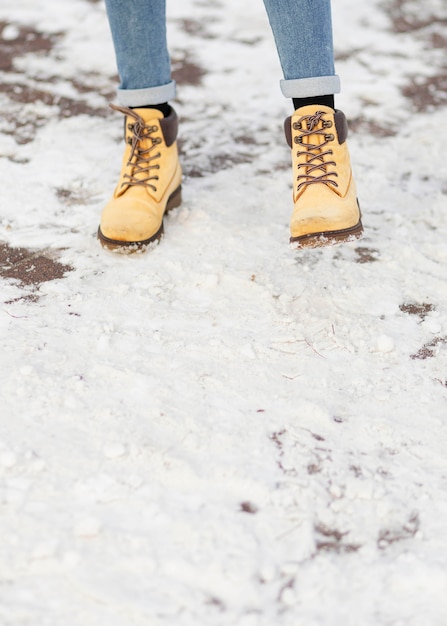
98;105;182;249
284;105;362;247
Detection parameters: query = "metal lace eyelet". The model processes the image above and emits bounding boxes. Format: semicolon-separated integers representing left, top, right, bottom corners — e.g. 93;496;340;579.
294;136;303;144
127;123;134;131
127;137;132;144
325;133;335;141
293;122;302;130
323;120;333;128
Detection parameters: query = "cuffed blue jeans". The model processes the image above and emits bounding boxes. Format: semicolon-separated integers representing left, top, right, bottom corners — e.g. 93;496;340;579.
104;0;340;107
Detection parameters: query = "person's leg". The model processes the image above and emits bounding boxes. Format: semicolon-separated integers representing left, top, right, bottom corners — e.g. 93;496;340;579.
263;0;362;247
104;0;175;107
99;0;182;250
263;0;339;104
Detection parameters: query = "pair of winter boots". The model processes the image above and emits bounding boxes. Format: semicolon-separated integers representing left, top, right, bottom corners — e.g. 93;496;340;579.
98;104;362;249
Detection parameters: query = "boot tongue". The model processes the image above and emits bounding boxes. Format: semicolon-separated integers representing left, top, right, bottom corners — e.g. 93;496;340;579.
290;105;335;185
293;105;334;148
118;107;165;194
124;107;164;147
130;107;164;123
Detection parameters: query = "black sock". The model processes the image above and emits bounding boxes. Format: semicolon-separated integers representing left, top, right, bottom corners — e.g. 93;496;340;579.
293;94;334;111
131;102;171;117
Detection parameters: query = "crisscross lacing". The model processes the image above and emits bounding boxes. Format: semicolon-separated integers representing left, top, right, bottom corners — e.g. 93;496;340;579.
112;104;162;192
293;110;338;192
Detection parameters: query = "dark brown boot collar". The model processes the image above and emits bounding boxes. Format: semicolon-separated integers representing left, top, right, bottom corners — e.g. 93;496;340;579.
334;110;348;145
284;116;293;148
160;106;179;147
284;109;349;148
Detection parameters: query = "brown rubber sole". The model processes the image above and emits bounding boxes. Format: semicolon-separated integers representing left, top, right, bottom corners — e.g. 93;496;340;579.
97;185;182;251
290;219;363;248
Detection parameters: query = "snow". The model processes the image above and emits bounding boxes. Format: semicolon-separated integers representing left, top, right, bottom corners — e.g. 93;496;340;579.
1;0;447;624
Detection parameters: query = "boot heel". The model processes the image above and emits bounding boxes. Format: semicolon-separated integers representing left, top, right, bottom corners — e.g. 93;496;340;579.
166;186;182;212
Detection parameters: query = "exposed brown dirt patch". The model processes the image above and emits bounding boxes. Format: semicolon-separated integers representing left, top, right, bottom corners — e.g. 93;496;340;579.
411;336;447;360
401;72;447;112
335;48;363;62
171;54;207;87
355;247;380;264
0;21;61;72
240;501;258;514
429;31;447;49
399;302;434;320
0;21;113;144
0;81;110;143
382;1;447;111
0;81;109;116
55;186;100;207
349;117;397;138
0;242;73;289
178;18;217;40
384;0;447;34
315;523;361;554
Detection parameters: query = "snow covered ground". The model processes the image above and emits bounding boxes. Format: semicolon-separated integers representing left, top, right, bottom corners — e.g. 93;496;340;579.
0;0;447;624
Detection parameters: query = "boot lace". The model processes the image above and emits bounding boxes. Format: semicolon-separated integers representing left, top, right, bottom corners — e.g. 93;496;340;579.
293;111;338;192
112;104;162;192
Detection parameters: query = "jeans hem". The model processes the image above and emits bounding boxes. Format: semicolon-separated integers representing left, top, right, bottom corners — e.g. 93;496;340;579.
117;81;176;107
280;75;341;98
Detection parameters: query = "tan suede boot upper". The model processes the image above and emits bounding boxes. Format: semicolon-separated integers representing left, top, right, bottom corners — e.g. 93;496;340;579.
284;105;362;247
98;105;182;248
